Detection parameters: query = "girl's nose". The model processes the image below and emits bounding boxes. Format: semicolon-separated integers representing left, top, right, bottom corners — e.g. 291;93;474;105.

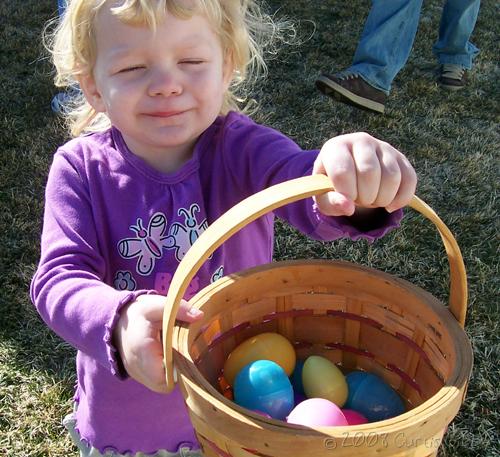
148;68;183;97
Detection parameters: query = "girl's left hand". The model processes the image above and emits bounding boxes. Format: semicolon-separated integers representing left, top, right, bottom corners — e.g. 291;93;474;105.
313;132;417;216
113;294;203;393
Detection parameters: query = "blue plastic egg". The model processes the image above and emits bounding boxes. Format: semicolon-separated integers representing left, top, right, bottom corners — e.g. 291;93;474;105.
234;360;294;420
345;371;405;422
345;371;370;406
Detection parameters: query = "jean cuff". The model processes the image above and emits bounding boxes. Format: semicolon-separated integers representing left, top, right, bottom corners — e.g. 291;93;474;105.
436;55;474;70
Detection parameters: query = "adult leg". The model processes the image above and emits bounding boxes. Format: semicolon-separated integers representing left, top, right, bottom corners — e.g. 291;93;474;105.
433;0;480;69
350;0;424;93
316;0;424;113
434;0;480;89
51;0;83;114
57;0;67;17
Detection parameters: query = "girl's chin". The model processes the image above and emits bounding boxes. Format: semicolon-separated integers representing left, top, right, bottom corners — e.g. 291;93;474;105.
139;127;193;143
145;134;198;151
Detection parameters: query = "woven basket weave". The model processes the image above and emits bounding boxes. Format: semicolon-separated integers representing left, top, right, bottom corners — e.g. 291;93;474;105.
162;175;473;457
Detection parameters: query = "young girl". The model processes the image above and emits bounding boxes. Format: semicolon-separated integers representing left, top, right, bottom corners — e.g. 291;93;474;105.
31;1;417;456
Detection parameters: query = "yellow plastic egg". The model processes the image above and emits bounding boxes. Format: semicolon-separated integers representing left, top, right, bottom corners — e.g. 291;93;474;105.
223;332;296;386
302;355;348;407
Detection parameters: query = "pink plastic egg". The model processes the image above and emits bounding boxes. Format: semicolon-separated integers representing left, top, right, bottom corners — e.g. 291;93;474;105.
287;398;348;427
342;409;369;425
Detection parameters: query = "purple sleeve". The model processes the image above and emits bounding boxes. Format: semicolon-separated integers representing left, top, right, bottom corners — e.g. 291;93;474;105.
30;151;146;377
221;114;402;242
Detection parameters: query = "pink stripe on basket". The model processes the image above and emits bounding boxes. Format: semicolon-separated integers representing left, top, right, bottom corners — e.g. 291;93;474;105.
387;363;422;394
293;340;313;349
395;332;432;364
204;438;233;457
241;448;272;456
326;310;384;329
262;309;314;322
324;342;375;358
207;322;251;350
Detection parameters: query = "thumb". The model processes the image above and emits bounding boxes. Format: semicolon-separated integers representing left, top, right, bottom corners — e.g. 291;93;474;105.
315;191;356;217
177;299;204;323
135;294;204;324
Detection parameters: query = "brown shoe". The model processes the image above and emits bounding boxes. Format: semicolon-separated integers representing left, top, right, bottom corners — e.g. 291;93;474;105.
316;73;386;113
438;64;467;91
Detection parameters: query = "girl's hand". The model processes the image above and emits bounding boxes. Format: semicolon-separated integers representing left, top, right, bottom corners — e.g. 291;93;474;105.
113;294;203;393
313;132;417;216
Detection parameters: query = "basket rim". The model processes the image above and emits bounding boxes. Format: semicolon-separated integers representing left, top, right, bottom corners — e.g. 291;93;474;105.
173;259;473;439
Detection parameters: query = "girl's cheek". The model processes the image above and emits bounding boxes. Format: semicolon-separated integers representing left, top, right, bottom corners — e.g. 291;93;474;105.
183;70;205;85
189;66;222;83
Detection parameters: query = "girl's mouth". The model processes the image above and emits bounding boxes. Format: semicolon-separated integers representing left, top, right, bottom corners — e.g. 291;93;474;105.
146;110;186;118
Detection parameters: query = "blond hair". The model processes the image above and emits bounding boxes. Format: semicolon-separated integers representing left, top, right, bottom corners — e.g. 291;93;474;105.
46;0;288;137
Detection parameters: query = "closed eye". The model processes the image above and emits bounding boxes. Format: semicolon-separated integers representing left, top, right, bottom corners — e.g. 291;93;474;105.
118;65;146;73
180;60;205;65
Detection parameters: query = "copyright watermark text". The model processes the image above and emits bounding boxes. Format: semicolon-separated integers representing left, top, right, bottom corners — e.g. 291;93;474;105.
324;432;441;450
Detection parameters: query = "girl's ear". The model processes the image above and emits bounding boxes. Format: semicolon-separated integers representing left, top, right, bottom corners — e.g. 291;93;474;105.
222;51;235;89
78;72;107;113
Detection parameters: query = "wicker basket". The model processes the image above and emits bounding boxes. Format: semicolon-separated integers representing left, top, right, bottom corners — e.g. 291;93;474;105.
162;175;473;457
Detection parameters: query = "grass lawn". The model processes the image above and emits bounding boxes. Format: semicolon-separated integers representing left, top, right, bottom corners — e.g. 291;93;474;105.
0;1;498;456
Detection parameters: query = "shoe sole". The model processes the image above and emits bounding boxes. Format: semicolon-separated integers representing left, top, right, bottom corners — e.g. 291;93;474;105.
316;75;385;114
439;83;465;91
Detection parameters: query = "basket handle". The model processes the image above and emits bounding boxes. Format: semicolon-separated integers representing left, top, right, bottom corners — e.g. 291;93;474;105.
162;174;467;392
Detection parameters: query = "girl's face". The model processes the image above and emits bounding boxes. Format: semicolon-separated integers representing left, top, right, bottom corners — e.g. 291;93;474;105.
80;6;232;172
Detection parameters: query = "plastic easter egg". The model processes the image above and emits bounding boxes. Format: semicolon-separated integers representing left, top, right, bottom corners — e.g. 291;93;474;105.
233;360;294;420
287;398;348;427
342;409;369;425
345;371;370;406
345;371;405;422
302;356;348;407
223;333;296;386
290;359;305;395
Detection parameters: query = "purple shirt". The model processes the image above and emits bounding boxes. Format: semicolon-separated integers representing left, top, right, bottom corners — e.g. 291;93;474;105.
31;112;401;454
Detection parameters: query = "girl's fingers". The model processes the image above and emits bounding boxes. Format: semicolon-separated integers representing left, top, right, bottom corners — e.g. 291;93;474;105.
118;318;168;393
177;299;204;323
386;154;418;212
373;142;402;208
315;134;417;214
351;139;381;206
315;139;357;202
135;295;203;323
118;295;203;393
138;338;169;393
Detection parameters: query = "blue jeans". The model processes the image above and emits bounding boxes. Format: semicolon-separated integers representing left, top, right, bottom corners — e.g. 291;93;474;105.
346;0;480;93
57;0;67;17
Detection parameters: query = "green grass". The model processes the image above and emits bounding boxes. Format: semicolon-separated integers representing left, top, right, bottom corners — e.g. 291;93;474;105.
1;1;498;456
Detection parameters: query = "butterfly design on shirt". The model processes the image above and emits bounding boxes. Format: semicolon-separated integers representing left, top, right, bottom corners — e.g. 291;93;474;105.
118;212;171;276
165;203;208;262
